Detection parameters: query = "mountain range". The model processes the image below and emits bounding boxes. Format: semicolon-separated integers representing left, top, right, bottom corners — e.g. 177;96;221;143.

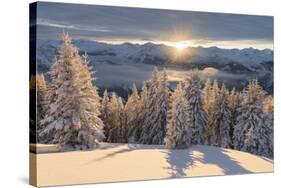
36;39;273;95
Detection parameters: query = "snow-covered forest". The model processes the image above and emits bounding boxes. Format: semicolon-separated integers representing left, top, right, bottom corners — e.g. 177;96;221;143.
30;33;274;158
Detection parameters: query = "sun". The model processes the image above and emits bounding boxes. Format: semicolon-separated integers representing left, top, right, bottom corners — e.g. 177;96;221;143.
174;41;188;51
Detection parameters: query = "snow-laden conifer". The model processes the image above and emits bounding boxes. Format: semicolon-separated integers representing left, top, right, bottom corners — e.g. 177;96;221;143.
36;74;47;133
203;79;213;144
100;89;110;140
107;92;123;142
210;84;232;148
118;96;127;142
205;79;220;145
227;88;241;148
165;83;191;149
39;33;104;149
263;96;274;158
30;74;47;143
233;80;271;157
203;78;212;114
128;82;148;143
183;71;207;145
139;68;169;144
125;84;141;143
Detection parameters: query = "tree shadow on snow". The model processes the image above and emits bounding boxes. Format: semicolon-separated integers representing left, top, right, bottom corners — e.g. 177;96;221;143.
194;146;251;175
84;143;156;164
93;147;133;162
165;145;251;178
164;148;195;178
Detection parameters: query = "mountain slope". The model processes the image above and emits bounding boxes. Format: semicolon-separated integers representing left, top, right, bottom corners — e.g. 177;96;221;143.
31;143;273;187
37;39;273;70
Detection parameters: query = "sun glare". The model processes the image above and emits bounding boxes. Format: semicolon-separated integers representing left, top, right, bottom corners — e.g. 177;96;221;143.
174;41;189;51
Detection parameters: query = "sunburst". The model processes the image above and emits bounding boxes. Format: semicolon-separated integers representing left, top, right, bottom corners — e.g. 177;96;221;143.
175;42;187;50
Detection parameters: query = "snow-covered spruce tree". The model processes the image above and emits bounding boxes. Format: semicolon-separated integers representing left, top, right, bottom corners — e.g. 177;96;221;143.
100;89;110;141
263;96;274;158
107;92;124;142
209;80;221;144
210;84;232;148
138;68;169;144
183;71;207;145
203;78;212;114
125;84;141;143
165;83;191;149
39;33;104;149
118;96;127;142
227;88;242;148
30;74;47;142
38;56;65;144
128;81;148;143
233;80;271;157
36;74;47;113
203;79;214;144
37;74;47;131
30;75;36;143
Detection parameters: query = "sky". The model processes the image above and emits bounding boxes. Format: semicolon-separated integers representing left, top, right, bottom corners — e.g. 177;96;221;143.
35;2;273;49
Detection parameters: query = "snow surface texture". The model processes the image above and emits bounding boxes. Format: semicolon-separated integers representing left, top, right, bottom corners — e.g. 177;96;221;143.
32;143;273;187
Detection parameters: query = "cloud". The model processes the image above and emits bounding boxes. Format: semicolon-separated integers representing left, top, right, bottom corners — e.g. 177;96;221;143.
165;68;244;82
37;19;111;33
36;2;273;49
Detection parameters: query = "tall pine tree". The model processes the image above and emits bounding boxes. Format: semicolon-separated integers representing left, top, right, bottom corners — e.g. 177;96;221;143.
107;92;124;142
183;71;207;145
36;74;48;142
210;84;232;148
263;96;274;158
165;83;191;149
233;80;271;157
126;84;141;143
128;82;148;143
227;88;242;148
100;89;110;141
39;33;104;149
139;68;169;144
203;79;214;144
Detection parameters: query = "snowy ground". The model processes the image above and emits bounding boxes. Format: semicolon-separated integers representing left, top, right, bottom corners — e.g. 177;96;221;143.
31;143;273;187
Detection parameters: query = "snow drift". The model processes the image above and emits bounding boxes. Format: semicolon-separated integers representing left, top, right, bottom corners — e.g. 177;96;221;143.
31;143;273;187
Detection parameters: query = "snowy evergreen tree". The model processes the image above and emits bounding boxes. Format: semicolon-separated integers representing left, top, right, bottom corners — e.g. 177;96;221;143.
100;89;110;141
107;92;125;143
30;74;47;142
30;75;36;143
126;84;141;143
118;96;127;142
107;92;120;142
183;71;207;145
233;80;271;157
39;33;104;149
37;74;47;131
139;68;169;144
210;84;232;148
263;95;274;158
128;82;148;143
227;88;242;148
203;79;221;145
203;79;214;144
203;78;212;114
165;83;191;149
